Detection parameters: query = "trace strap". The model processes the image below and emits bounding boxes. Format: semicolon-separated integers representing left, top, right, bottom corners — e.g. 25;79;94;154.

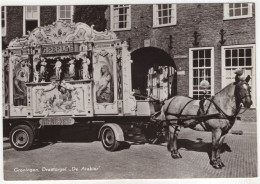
163;95;244;124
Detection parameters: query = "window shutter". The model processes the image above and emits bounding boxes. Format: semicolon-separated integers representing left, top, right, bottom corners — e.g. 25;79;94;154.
248;3;253;17
71;6;74;22
110;5;113;30
223;3;230;19
127;6;131;29
172;4;177;25
57;6;60;21
153;5;157;26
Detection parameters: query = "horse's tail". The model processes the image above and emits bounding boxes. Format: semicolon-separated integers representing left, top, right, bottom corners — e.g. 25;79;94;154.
159;106;166;120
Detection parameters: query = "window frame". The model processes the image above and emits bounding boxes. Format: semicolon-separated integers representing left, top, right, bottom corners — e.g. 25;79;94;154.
2;6;6;37
56;5;74;23
153;4;177;28
23;6;40;36
221;44;256;108
189;47;215;99
110;5;131;31
223;3;253;20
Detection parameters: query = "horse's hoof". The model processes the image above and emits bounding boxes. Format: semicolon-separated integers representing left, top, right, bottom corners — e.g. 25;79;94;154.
216;159;225;167
213;164;222;169
171;154;178;159
171;153;180;159
210;160;222;169
171;151;182;159
178;153;182;158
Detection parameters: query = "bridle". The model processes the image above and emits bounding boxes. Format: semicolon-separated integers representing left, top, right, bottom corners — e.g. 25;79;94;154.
235;91;251;107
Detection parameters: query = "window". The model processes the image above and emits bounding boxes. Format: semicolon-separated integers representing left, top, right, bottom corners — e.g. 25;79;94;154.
153;4;176;27
222;45;256;107
110;5;131;31
224;3;253;20
57;6;74;23
189;48;214;100
2;6;6;36
23;6;40;35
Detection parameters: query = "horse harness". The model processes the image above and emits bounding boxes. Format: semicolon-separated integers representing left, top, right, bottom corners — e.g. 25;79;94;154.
163;95;243;130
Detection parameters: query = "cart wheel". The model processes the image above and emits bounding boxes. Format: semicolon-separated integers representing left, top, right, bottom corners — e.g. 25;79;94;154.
101;127;120;151
9;125;34;151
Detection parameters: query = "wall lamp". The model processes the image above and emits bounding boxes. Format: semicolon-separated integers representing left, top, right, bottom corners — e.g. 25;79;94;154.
192;31;200;46
219;29;226;45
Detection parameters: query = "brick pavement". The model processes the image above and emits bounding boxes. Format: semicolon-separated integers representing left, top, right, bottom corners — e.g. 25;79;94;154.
176;121;257;178
3;121;258;179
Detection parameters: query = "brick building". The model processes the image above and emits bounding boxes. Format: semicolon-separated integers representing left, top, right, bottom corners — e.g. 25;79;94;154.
1;3;256;120
104;4;256;121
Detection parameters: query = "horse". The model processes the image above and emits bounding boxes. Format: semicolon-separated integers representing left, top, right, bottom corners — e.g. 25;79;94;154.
155;73;252;169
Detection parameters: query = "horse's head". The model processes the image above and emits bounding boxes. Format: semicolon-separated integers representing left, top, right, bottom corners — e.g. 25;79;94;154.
234;75;252;108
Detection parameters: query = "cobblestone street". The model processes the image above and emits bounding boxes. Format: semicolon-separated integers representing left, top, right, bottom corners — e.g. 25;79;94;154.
1;2;258;184
3;121;257;180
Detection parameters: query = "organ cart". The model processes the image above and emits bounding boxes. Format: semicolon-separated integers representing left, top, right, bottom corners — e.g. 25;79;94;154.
2;21;174;151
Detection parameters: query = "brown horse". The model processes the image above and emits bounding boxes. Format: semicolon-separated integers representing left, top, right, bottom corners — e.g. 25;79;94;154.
156;74;252;169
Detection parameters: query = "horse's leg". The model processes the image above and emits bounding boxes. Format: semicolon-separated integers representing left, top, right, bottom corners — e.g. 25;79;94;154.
211;128;223;169
216;135;226;167
163;124;169;143
173;125;182;158
167;125;174;152
168;125;182;159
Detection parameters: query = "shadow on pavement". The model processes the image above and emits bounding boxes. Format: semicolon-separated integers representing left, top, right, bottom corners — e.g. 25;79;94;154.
30;142;53;150
33;127;148;151
4;125;166;151
178;139;211;153
39;126;99;143
177;138;232;159
117;142;131;151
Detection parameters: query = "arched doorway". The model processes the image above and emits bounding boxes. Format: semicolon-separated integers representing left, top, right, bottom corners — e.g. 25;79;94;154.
131;47;177;100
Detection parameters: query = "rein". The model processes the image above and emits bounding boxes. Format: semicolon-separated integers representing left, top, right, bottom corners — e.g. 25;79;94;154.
235;94;251;115
201;84;251;121
152;80;251;126
161;94;248;124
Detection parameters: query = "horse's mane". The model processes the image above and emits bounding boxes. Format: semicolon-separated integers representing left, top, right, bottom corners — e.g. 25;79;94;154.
209;82;238;117
214;82;236;97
